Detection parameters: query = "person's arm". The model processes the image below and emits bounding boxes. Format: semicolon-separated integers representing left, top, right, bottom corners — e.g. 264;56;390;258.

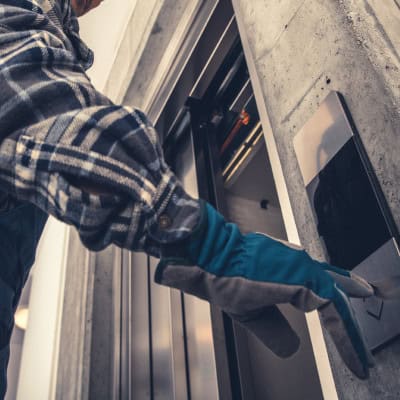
0;1;200;255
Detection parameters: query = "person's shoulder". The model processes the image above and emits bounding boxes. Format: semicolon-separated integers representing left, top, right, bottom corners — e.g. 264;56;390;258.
0;0;94;70
0;0;66;26
0;0;71;46
0;0;55;14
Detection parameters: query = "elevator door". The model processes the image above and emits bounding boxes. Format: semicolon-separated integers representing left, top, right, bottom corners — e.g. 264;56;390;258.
162;29;325;399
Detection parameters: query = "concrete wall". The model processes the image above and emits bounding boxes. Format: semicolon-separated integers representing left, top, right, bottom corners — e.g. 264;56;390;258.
232;0;400;398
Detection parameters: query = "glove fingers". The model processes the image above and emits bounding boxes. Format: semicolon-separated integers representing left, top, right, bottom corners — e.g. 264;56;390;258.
318;287;373;379
370;275;400;300
323;263;374;298
230;305;300;358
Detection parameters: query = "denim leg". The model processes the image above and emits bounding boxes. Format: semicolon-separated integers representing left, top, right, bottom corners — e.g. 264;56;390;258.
0;346;10;400
0;279;13;400
0;197;48;399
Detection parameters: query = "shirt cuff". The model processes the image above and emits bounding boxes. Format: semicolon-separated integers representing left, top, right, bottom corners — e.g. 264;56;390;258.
146;173;201;244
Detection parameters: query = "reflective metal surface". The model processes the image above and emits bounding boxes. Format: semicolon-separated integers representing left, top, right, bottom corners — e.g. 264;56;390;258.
169;289;189;400
293;91;355;186
169;124;219;400
129;252;151;399
121;129;218;400
149;257;176;400
294;91;400;350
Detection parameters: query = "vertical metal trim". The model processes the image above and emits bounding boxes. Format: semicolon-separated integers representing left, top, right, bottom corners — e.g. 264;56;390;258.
55;229;95;400
149;257;175;399
164;118;219;400
112;248;122;400
189;103;236;400
180;295;192;400
130;252;152;400
81;249;96;400
148;256;154;400
169;289;190;400
120;250;133;399
201;110;245;400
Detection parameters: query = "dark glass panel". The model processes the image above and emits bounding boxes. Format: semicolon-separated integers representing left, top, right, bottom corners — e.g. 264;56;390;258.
307;138;391;270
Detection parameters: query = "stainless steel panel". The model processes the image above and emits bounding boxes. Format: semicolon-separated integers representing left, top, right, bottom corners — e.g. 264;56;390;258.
130;252;151;400
229;78;251;112
174;132;219;400
112;249;122;400
120;250;131;399
89;246;122;400
293;91;354;186
233;305;324;400
183;296;219;400
223;131;324;400
149;257;175;400
169;289;189;400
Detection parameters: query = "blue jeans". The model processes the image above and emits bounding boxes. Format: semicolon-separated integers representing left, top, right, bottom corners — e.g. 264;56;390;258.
0;196;48;399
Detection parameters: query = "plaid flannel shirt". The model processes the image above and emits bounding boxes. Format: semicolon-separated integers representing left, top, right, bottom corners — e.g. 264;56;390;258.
0;0;200;255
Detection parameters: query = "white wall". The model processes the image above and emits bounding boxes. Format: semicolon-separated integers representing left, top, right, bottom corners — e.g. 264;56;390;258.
17;218;69;400
79;0;137;90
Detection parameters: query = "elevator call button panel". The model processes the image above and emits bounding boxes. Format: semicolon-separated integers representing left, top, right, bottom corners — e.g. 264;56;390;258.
293;91;400;350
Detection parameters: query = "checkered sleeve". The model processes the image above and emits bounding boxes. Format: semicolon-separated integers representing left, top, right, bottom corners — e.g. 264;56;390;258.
0;0;200;255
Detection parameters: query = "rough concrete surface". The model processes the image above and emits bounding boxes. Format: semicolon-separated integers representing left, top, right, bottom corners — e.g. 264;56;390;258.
123;0;189;110
234;0;400;398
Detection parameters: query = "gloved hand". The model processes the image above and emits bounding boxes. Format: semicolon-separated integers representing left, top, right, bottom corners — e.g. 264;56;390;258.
155;201;374;379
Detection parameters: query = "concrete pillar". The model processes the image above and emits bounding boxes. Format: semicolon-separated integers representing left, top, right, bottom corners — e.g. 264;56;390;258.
232;0;400;398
